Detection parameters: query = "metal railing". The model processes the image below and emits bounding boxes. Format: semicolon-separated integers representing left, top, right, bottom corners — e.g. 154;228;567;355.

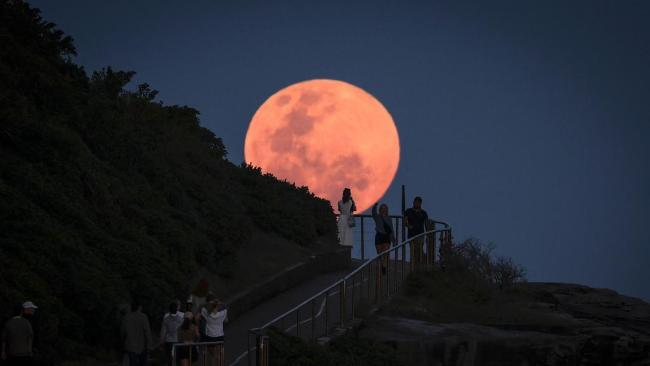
337;214;450;261
246;220;452;366
172;340;225;366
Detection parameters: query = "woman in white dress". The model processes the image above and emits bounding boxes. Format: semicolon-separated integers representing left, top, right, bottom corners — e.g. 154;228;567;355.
337;188;356;247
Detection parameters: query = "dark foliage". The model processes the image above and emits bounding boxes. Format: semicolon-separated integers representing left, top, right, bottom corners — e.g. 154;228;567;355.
267;328;404;366
0;0;337;361
387;238;528;324
442;238;527;290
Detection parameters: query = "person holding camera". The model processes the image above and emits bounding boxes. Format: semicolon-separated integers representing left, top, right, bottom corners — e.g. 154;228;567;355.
198;299;228;366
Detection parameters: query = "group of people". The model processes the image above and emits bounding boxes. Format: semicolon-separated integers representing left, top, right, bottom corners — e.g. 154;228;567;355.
337;188;430;272
1;301;39;366
2;295;227;366
122;295;228;366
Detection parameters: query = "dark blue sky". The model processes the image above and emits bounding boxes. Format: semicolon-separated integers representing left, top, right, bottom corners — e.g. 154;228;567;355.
32;1;650;300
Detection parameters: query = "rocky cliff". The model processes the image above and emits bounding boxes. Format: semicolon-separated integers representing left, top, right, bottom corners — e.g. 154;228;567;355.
361;282;650;365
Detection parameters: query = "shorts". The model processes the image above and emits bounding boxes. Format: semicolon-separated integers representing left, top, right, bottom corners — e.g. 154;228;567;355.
201;335;224;343
375;232;391;245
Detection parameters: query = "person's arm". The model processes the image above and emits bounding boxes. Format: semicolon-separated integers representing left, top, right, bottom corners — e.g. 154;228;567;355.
27;321;33;353
404;209;412;230
371;203;378;219
144;315;153;351
350;200;356;214
193;325;200;341
159;316;167;345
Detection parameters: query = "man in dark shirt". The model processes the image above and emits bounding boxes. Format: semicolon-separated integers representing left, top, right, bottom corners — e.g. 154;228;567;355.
21;301;39;355
121;302;153;366
405;196;429;268
2;304;34;365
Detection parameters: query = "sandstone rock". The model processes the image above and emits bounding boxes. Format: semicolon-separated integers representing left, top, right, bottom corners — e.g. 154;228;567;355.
360;283;650;365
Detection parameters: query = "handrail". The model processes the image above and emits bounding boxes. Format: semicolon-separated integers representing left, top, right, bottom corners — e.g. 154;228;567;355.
335;213;449;261
253;226;451;332
172;340;225;366
244;217;453;366
336;212;450;229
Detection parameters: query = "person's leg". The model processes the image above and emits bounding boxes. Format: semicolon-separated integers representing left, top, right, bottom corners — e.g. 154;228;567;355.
165;342;173;366
137;351;147;366
127;352;139;366
414;237;423;267
379;243;390;274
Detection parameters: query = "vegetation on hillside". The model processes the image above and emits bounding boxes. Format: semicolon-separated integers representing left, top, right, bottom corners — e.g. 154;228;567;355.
268;328;404;366
0;0;337;361
386;238;529;324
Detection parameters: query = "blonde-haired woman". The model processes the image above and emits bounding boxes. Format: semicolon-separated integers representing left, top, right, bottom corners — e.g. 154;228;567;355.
372;202;395;274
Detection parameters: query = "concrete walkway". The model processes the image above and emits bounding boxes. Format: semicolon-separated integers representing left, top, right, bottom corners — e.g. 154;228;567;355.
224;268;354;366
223;258;414;366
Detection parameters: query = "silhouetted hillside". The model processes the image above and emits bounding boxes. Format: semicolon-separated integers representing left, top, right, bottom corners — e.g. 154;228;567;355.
0;0;337;361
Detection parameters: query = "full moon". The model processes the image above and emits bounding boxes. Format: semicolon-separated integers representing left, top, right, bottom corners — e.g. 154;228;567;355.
244;79;400;213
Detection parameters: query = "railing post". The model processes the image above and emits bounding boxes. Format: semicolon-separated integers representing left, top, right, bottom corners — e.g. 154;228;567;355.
367;265;371;303
248;332;252;366
311;298;316;342
402;245;406;282
324;290;329;335
386;252;390;298
375;262;381;304
256;335;269;366
392;246;397;293
360;216;365;261
296;308;300;338
339;281;346;326
351;274;355;320
428;222;435;267
218;342;225;366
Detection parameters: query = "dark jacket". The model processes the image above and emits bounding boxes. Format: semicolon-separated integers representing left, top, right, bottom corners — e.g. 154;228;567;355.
121;311;153;353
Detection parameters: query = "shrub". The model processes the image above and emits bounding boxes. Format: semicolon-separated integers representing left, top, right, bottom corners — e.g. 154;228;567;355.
443;238;527;289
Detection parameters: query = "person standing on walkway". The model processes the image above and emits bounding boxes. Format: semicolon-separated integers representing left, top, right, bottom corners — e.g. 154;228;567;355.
176;312;199;366
405;196;429;268
337;188;356;247
21;301;39;361
121;301;153;366
160;301;184;366
372;202;395;274
198;300;228;366
2;304;34;366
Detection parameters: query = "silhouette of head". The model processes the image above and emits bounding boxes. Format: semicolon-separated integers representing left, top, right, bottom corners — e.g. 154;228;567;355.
168;302;177;314
131;300;142;312
379;204;388;216
413;196;422;209
342;188;352;202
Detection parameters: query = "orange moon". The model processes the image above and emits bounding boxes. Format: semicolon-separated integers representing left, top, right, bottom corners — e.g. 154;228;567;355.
244;79;400;213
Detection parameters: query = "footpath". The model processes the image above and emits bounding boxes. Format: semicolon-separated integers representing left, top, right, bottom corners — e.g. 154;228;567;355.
224;267;356;366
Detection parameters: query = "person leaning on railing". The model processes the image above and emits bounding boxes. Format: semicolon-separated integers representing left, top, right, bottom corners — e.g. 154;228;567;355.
175;312;199;366
404;196;429;268
372;202;396;274
160;301;184;366
197;299;228;365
